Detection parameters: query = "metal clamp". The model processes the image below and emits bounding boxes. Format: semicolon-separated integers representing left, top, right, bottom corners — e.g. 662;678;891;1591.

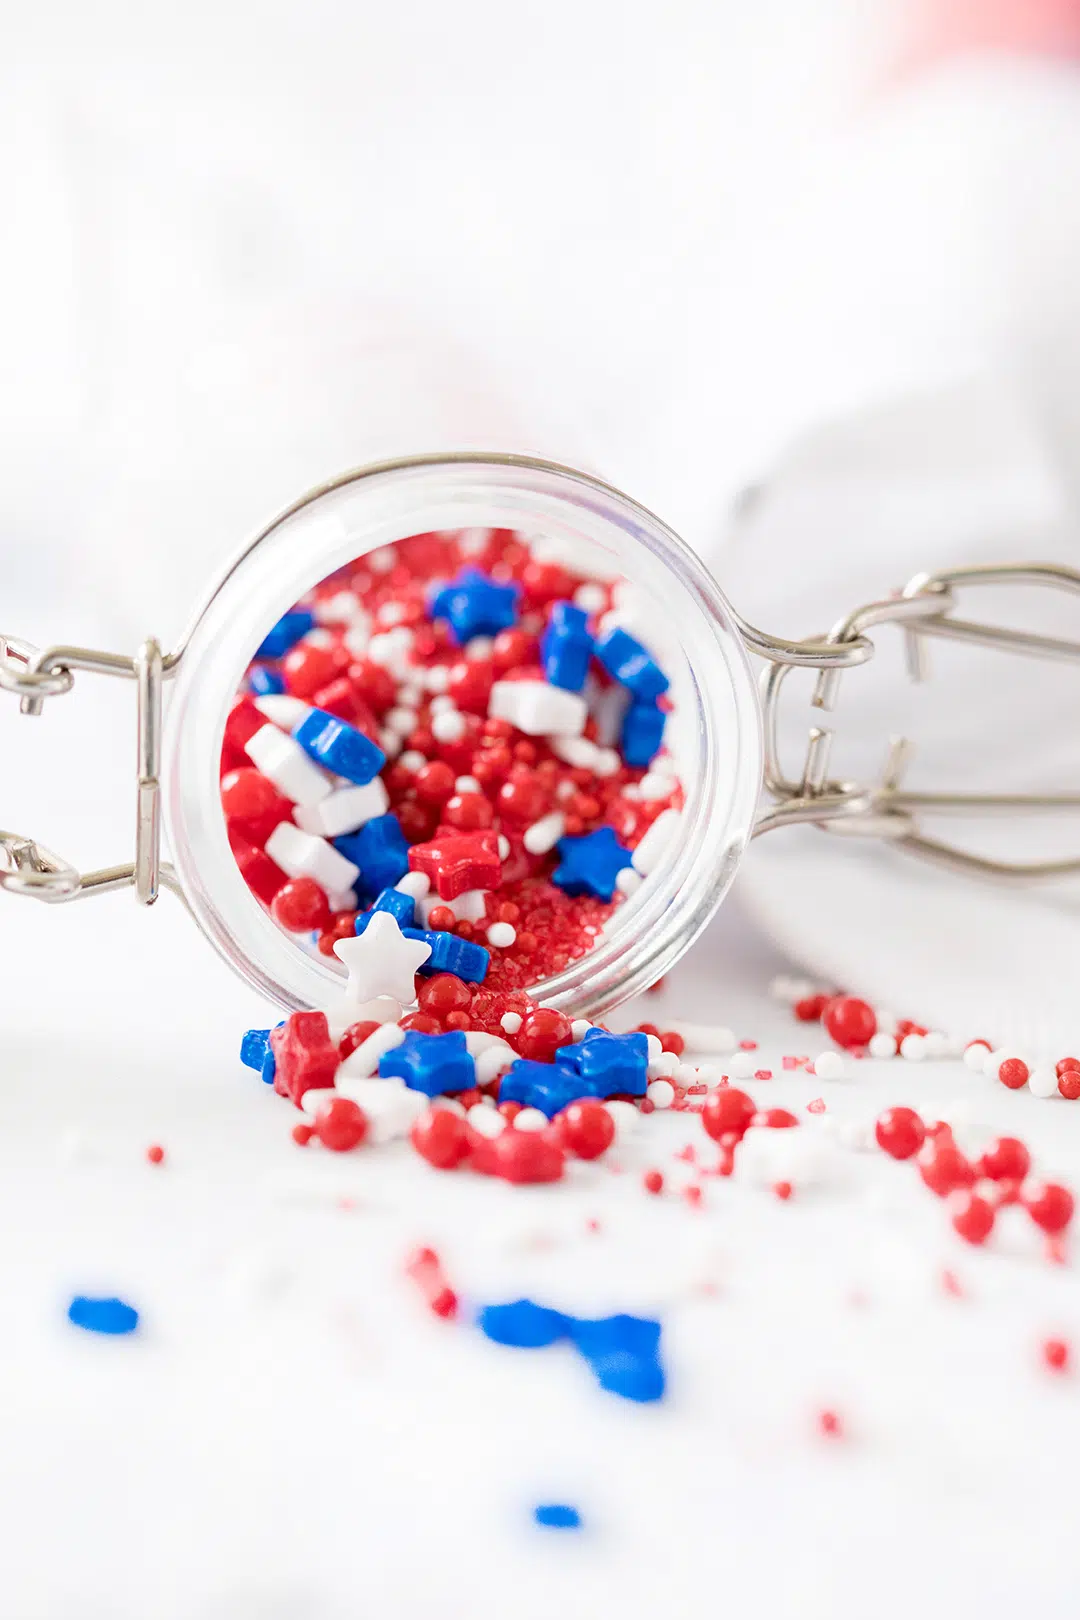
748;562;1080;881
0;634;183;905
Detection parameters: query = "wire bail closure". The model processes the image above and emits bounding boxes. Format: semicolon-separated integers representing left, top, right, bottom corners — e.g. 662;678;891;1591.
749;562;1080;880
0;633;182;905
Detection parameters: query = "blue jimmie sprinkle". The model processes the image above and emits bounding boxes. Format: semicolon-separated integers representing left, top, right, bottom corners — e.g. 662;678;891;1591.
67;1296;140;1336
533;1503;582;1531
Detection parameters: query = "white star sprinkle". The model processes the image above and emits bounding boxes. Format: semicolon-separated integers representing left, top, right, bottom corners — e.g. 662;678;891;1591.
332;914;431;1005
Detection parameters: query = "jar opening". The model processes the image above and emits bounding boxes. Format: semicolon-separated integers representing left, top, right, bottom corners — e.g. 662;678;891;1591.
165;455;762;1017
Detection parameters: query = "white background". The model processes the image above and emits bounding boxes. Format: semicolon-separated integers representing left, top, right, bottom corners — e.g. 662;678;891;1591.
5;3;1080;1615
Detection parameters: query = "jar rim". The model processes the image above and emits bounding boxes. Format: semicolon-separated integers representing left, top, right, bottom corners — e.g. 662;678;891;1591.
163;452;763;1018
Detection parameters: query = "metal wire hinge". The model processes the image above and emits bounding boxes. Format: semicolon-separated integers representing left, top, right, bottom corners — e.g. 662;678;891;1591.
744;562;1080;881
0;633;182;905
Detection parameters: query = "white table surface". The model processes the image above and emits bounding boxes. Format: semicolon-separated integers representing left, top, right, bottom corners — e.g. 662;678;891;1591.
3;844;1080;1620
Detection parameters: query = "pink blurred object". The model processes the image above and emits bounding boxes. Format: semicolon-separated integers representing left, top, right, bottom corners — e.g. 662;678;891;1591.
893;0;1080;75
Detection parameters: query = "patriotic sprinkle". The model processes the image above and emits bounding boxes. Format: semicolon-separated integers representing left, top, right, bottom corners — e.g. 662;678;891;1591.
533;1504;583;1531
222;526;684;993
67;1296;140;1336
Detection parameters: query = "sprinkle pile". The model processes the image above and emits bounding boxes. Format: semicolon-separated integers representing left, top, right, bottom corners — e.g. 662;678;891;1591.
777;977;1080;1099
239;957;1080;1278
221;527;683;992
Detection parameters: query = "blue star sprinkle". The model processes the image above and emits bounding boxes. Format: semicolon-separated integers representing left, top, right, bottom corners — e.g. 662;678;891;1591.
428;568;520;645
378;1029;476;1096
551;826;634;901
553;1029;649;1097
498;1060;590;1116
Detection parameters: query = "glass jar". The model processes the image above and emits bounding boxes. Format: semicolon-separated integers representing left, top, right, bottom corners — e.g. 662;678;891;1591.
165;453;763;1019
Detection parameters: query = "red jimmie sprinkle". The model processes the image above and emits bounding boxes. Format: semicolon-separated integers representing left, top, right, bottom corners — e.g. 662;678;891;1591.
405;1246;458;1319
941;1269;964;1298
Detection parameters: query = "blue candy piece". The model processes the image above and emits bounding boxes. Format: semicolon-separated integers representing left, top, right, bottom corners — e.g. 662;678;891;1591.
594;627;670;702
240;1026;278;1085
404;927;489;984
554;1029;648;1097
533;1504;582;1531
428;567;520;645
293;707;385;786
476;1298;568;1348
355;887;416;934
334;813;410;895
68;1296;140;1336
540;601;593;692
552;826;634;901
500;1060;596;1117
621;701;666;769
256;610;315;660
499;1060;585;1114
567;1313;666;1403
474;1292;666;1406
240;1027;270;1071
379;1029;476;1096
528;1074;600;1118
498;1059;559;1105
248;663;285;697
